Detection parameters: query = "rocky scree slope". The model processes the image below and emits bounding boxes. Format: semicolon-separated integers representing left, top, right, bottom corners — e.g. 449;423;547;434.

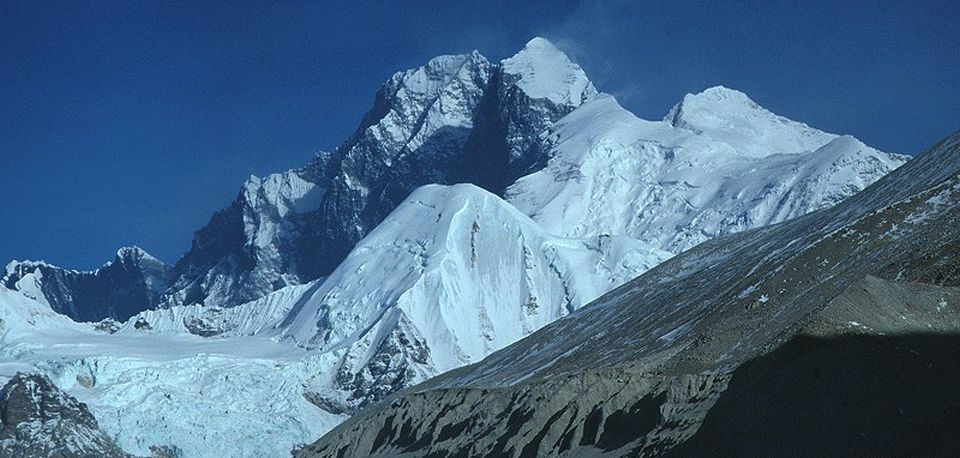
301;131;960;457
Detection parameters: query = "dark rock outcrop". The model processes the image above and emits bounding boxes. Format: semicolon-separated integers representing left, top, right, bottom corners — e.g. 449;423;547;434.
0;373;129;457
2;247;170;322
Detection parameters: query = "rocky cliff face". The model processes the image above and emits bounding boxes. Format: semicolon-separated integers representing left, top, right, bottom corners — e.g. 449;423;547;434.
2;247;169;322
163;168;327;309
0;373;130;457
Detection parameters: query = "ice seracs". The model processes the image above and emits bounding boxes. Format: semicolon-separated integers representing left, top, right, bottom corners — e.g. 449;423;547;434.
0;284;346;458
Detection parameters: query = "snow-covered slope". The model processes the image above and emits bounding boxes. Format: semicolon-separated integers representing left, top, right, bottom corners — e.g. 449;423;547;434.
119;282;317;338
0;286;86;347
507;92;908;253
273;183;670;410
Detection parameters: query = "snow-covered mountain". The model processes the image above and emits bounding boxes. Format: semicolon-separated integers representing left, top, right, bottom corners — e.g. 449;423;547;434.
303;127;960;457
507;92;907;252
274;183;670;410
3;247;170;322
162;43;904;313
8;38;905;322
664;85;837;157
163;38;600;310
0;37;913;457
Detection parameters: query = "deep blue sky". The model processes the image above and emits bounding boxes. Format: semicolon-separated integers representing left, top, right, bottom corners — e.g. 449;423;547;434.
2;0;958;270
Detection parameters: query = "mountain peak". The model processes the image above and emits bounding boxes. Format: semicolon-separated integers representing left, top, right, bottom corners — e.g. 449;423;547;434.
693;85;755;102
522;36;561;52
4;259;55;275
115;245;145;259
113;246;166;268
500;37;597;106
665;85;761;126
665;85;838;157
379;51;492;107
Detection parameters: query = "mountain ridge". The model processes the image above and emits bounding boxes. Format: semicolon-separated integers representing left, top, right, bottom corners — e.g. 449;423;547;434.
2;246;170;322
4;40;906;320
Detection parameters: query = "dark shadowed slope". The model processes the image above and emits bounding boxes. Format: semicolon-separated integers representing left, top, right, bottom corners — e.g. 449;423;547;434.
667;333;960;457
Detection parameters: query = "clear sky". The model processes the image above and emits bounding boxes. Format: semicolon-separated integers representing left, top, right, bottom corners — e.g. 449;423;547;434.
2;0;958;270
